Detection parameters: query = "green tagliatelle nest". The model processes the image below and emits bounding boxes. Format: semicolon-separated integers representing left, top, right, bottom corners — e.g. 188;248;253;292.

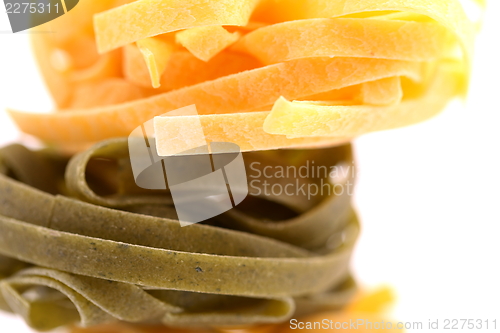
0;141;357;330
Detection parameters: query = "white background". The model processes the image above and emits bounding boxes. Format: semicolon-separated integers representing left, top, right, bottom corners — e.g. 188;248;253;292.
0;1;499;332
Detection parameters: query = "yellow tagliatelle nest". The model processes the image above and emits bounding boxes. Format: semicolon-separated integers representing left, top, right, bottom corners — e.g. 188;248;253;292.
8;0;482;152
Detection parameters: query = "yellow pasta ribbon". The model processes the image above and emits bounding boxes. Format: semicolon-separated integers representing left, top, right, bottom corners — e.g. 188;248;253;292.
8;57;421;147
176;26;241;62
94;0;261;53
231;17;456;64
263;60;463;138
136;37;176;88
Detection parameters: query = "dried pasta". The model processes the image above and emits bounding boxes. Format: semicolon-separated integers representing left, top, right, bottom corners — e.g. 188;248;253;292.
7;0;476;151
0;142;357;330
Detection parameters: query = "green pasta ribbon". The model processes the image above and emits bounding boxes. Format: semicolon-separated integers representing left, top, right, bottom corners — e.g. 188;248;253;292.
0;141;358;331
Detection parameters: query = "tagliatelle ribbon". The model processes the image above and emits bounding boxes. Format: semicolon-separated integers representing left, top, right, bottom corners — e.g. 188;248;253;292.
64;139;355;250
176;26;241;62
136;37;176;89
9;57;421;146
251;0;475;66
28;0;126;109
123;48;262;92
231;16;456;64
0;142;358;330
66;287;401;333
263;59;464;137
93;0;262;53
